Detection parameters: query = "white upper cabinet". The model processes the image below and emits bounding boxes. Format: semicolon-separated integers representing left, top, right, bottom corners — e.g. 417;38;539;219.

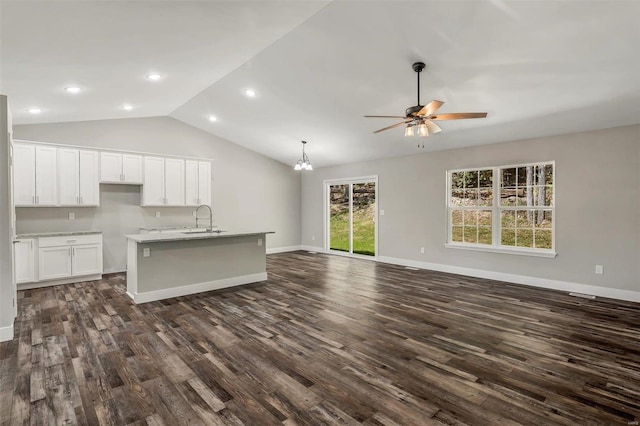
142;156;165;206
165;158;185;206
59;148;99;206
100;152;142;184
13;143;35;206
142;157;185;206
78;150;100;206
100;152;122;182
185;160;211;206
122;154;143;184
35;146;58;206
13;143;57;207
58;148;80;206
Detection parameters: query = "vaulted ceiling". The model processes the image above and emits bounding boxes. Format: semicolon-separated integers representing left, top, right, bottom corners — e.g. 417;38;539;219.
2;1;639;168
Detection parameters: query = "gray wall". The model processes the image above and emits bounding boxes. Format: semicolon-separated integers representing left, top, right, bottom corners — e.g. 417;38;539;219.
301;124;640;292
1;95;15;336
13;116;301;272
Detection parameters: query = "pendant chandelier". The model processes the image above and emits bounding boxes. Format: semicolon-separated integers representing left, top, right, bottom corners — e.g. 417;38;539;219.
293;140;313;171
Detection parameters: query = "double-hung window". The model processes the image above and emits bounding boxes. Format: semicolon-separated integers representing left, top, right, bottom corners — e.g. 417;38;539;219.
447;162;555;257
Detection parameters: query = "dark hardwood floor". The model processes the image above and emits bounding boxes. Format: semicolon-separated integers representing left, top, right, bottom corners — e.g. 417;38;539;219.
2;251;640;425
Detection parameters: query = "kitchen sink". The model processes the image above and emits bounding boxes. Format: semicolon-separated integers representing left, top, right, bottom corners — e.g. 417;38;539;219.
182;230;226;234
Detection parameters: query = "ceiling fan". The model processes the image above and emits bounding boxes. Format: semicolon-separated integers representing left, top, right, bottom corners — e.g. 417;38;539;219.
364;62;487;140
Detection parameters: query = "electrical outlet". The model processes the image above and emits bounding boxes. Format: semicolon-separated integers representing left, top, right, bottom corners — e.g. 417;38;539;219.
68;212;75;220
420;247;425;254
258;238;263;247
311;235;315;241
155;211;161;218
380;209;385;216
192;210;197;217
143;248;150;257
595;264;604;275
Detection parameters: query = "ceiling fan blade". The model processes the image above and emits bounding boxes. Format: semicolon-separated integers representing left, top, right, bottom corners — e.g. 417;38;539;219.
373;120;412;134
424;120;442;134
416;100;444;116
364;115;408;119
429;112;488;120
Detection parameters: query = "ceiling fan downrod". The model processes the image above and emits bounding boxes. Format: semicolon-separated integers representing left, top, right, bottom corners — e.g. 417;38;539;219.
413;62;425;107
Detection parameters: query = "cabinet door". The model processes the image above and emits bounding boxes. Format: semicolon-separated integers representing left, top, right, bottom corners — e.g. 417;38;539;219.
14;239;35;284
185;160;198;206
35;146;58;205
58;148;80;206
100;152;122;182
198;161;211;206
13;143;35;206
165;158;185;206
79;150;99;206
39;246;72;280
122;154;143;183
72;244;102;276
142;156;165;205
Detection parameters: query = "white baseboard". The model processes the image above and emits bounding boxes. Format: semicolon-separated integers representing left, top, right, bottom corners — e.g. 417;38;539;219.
127;272;268;304
0;325;14;342
17;273;103;290
266;245;303;254
300;245;325;252
377;255;640;303
103;267;125;274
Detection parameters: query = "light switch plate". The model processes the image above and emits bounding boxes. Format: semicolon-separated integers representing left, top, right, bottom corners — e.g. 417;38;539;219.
380;209;385;216
258;238;263;247
595;264;604;275
68;212;75;220
143;248;150;257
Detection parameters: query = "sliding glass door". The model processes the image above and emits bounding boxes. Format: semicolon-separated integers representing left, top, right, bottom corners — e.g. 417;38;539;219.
326;177;377;257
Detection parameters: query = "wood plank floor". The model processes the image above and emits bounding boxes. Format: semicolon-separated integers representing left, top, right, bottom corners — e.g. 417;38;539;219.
2;251;640;425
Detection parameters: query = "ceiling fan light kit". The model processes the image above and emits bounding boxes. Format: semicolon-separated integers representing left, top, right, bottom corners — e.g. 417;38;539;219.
365;61;487;142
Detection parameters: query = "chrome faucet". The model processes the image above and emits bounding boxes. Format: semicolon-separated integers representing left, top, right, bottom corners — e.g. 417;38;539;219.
195;204;213;232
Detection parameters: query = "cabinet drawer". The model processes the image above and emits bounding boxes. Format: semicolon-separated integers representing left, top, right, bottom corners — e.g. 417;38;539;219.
39;234;102;247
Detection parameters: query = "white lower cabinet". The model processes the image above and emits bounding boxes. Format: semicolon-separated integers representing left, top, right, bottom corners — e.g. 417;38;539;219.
39;246;73;280
16;234;103;285
14;239;35;283
72;244;102;276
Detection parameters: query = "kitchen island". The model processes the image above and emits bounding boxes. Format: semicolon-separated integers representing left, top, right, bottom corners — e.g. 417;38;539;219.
126;230;274;304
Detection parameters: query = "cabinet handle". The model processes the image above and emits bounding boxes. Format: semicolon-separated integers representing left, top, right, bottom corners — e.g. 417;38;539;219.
35;195;39;204
77;196;79;204
80;196;83;205
32;195;35;204
67;239;76;243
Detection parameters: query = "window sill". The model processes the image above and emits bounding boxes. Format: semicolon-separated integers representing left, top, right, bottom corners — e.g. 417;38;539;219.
445;243;557;258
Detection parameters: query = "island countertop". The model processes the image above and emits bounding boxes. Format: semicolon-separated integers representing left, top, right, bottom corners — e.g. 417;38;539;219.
126;230;275;244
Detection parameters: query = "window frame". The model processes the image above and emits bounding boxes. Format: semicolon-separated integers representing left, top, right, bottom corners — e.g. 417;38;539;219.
445;161;556;258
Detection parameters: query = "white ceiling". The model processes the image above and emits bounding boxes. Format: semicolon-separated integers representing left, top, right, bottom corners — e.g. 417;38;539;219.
2;1;640;168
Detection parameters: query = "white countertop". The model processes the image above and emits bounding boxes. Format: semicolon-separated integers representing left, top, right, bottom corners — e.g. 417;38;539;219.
16;230;102;239
126;230;275;243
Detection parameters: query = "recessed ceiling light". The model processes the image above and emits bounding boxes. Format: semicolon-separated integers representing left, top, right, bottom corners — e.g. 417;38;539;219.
65;86;81;94
121;104;133;111
27;107;41;114
147;73;162;81
208;115;217;122
244;89;256;97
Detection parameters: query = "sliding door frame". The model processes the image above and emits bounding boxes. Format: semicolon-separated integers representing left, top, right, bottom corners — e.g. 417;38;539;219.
323;175;378;260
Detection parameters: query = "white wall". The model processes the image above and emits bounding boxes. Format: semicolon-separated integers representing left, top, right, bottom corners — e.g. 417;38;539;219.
301;124;640;296
0;95;15;341
13;116;301;272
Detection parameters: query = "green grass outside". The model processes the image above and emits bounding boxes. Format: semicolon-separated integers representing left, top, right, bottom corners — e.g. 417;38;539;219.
330;209;375;256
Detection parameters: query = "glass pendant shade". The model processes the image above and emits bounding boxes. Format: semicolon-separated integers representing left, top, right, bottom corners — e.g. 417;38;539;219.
417;122;428;137
293;141;313;171
404;125;415;137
